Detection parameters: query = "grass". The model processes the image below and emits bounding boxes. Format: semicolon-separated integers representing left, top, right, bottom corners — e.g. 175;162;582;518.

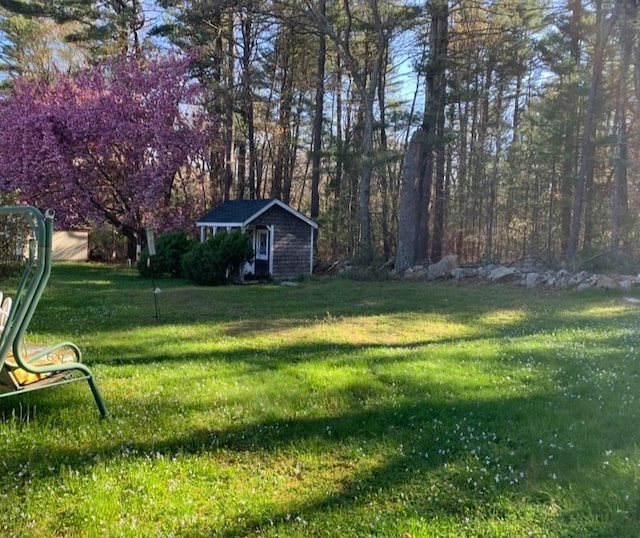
0;263;639;537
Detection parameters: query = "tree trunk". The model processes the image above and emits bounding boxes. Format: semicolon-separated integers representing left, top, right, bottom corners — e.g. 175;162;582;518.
429;0;449;262
557;0;582;252
565;0;622;263
331;56;345;255
240;15;258;199
377;44;392;261
310;0;326;221
270;26;294;201
477;63;493;261
358;90;375;262
611;0;634;251
283;95;304;204
396;128;426;272
455;99;469;260
223;13;235;201
485;83;503;261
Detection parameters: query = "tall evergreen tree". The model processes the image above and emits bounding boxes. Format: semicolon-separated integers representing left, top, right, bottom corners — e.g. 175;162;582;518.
0;0;145;57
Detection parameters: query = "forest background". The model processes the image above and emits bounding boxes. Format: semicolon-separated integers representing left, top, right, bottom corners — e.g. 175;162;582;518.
0;0;634;273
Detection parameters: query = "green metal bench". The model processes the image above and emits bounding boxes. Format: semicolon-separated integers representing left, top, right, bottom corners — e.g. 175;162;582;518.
0;206;107;418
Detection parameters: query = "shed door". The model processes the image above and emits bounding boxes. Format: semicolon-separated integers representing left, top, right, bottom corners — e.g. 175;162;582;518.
254;228;270;277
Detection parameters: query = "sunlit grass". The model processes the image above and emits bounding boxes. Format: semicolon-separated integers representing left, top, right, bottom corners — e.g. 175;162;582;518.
0;264;639;536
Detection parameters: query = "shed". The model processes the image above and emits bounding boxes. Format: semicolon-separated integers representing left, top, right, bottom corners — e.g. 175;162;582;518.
52;230;90;261
196;199;318;281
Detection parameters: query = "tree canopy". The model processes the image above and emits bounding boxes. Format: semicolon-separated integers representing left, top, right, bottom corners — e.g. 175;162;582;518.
0;53;218;255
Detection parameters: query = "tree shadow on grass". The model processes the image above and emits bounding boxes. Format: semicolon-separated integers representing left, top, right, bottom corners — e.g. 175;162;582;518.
38;263;638;333
192;387;640;537
3;268;640;534
0;366;639;536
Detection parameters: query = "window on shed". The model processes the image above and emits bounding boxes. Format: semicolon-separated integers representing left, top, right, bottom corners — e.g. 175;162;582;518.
256;229;269;260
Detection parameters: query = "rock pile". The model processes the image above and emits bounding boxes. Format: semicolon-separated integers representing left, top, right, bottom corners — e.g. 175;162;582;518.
396;255;639;291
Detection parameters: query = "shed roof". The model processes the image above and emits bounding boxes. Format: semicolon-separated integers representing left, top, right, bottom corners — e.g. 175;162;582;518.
196;199;318;229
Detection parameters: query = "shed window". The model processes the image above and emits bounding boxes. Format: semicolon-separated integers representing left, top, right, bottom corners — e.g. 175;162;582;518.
257;230;269;260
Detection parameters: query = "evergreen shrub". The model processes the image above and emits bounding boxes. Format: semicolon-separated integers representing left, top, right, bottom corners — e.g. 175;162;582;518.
138;230;195;278
181;230;253;286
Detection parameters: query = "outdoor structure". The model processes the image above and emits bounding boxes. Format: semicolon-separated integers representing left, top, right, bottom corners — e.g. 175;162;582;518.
0;206;107;418
196;199;318;281
52;230;90;261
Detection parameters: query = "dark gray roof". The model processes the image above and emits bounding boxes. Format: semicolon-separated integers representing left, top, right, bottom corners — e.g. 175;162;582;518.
198;199;274;225
196;198;318;229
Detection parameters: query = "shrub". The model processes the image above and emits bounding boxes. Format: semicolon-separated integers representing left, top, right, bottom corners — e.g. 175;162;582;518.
138;230;195;278
181;230;253;286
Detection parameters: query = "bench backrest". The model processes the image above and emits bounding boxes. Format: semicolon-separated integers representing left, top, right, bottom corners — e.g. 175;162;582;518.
0;206;53;369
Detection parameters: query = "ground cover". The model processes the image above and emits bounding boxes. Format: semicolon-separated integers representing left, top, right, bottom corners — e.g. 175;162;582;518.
0;263;639;537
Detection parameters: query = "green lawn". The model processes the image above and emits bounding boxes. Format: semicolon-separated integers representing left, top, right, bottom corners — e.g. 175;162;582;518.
0;264;639;537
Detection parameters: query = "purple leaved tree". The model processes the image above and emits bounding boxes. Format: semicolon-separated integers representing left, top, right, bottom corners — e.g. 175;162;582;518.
0;54;219;259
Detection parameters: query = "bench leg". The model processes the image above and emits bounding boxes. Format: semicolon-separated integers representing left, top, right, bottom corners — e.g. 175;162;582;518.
87;376;108;418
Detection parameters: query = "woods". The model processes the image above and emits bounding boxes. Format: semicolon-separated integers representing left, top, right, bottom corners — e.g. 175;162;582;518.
0;0;638;271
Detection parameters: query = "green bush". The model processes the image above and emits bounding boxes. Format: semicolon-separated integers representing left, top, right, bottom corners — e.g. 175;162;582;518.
138;230;195;278
181;230;253;286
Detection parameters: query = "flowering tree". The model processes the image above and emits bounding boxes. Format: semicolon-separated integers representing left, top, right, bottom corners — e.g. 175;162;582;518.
0;54;218;258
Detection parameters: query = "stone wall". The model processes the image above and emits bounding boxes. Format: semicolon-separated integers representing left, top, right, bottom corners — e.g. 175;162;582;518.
397;255;639;290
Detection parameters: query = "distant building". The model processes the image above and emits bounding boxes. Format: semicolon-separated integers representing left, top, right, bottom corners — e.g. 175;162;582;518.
52;230;89;261
196;199;318;281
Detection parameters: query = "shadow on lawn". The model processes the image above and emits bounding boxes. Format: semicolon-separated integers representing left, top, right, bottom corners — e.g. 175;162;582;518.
190;389;640;537
37;263;638;333
3;267;640;535
80;307;640;373
1;364;639;536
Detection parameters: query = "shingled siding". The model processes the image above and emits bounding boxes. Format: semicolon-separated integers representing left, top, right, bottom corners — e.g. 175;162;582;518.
253;206;313;280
